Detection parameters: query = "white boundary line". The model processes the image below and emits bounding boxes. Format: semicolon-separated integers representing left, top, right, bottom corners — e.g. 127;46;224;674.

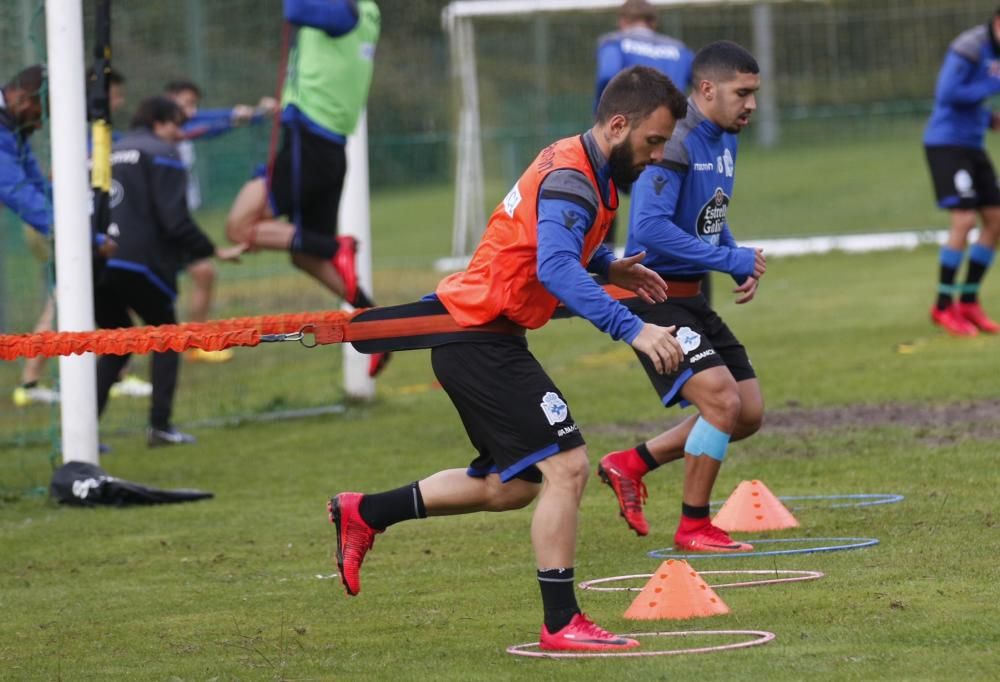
433;227;965;272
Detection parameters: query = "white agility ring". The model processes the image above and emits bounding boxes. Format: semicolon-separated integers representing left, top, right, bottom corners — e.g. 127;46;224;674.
578;569;825;592
506;629;776;658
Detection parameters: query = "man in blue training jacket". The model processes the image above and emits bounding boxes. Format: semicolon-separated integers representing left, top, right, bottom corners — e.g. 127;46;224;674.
594;0;693;111
1;65;61;406
595;41;768;553
923;8;1000;336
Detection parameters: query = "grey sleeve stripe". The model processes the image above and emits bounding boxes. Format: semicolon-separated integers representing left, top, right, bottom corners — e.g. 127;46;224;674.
952;26;988;62
540;169;599;216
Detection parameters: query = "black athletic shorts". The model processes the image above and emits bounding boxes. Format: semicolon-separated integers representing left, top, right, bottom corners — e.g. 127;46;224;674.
925;145;1000;210
269;123;347;235
430;337;586;484
630;294;755;407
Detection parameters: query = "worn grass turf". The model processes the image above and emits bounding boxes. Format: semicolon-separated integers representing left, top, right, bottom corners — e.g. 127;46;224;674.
2;246;999;680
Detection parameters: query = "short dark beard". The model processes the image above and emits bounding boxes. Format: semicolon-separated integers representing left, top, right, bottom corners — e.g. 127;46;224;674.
608;138;641;187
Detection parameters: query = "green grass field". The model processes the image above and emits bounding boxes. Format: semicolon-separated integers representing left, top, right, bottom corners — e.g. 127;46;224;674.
3;123;1000;679
2;244;999;680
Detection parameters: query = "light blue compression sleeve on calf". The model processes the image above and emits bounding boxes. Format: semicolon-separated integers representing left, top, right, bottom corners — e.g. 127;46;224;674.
685;416;731;462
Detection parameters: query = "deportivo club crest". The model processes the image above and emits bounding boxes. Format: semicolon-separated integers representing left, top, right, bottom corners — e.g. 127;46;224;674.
539;391;568;426
677;326;702;354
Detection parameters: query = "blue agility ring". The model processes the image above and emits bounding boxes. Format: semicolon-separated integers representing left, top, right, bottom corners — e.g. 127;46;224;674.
648;537;879;560
709;493;904;510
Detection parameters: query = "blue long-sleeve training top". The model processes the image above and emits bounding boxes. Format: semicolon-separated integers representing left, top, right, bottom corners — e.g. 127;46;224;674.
924;24;1000;149
535;131;644;344
626;99;756;281
0;95;52;235
594;26;693;112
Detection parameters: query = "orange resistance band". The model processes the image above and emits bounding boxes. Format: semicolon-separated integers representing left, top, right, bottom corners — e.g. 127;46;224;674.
0;310;353;361
0;284;650;361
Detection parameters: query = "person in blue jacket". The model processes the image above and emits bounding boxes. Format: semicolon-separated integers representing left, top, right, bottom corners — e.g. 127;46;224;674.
1;65;61;406
595;41;768;553
594;0;694;111
923;9;1000;337
593;0;695;261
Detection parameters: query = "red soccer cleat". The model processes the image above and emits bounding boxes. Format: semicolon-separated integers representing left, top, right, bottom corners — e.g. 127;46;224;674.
597;454;649;536
930;304;978;336
368;351;391;378
955;302;1000;333
328;493;381;596
674;522;753;553
332;235;358;305
539;613;639;652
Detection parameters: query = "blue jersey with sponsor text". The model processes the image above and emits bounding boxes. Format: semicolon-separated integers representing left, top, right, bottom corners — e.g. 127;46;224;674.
594;27;693;112
626;99;755;281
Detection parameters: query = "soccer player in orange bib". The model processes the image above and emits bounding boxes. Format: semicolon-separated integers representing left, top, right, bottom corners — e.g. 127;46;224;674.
328;66;687;652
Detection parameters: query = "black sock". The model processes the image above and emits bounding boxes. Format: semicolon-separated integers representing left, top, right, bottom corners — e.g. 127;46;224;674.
937;247;962;310
635;442;660;471
960;262;987;303
681;502;710;519
291;231;336;259
937;266;957;309
21;380;38;389
537;568;579;633
358;482;426;531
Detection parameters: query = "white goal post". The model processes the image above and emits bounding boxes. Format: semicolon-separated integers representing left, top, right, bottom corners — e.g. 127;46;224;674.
440;0;790;269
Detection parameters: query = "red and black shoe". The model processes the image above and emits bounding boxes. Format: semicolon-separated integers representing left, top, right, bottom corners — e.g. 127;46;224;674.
332;236;358;305
930;304;978;336
368;352;391;378
955;301;1000;334
597;454;649;536
328;492;381;596
539;613;639;652
674;522;753;553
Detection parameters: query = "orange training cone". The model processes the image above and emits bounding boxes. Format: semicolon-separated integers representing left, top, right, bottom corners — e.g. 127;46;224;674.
713;479;800;532
624;559;730;620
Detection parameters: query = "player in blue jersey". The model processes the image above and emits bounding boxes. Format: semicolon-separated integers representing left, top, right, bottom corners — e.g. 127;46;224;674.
595;0;693;112
594;1;698;274
923;9;1000;336
595;41;767;553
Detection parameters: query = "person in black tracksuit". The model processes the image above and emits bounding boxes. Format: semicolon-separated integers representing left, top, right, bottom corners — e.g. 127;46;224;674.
94;97;245;446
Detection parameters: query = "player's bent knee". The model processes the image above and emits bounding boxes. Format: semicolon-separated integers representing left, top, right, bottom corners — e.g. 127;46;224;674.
699;389;742;432
537;446;590;491
187;259;216;284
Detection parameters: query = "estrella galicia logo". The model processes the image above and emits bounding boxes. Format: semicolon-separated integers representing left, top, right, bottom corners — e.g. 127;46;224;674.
539;391;568;426
695;187;729;245
562;209;581;230
652;174;667;195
